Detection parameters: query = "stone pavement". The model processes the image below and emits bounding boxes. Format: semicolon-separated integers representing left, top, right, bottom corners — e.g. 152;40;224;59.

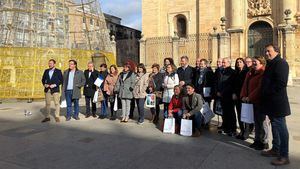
0;87;299;169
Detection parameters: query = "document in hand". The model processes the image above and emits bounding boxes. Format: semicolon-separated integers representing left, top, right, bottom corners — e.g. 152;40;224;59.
94;76;104;87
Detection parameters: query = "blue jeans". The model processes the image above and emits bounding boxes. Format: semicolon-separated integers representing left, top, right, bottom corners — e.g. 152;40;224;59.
270;116;289;158
99;99;108;116
65;90;79;118
192;111;203;132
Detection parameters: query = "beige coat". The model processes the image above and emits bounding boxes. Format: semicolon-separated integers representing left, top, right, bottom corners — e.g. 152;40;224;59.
103;73;118;96
133;73;149;99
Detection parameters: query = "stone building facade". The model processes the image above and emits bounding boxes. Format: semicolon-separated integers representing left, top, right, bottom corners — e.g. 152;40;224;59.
140;0;300;82
105;13;141;66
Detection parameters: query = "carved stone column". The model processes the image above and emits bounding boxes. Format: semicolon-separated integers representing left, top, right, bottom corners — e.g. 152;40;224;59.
282;0;297;24
229;0;243;31
139;34;146;65
172;35;180;65
280;10;296;86
210;27;219;67
218;17;230;59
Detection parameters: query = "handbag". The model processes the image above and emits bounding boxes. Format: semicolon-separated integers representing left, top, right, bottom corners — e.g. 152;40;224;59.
163;118;175;134
97;89;104;102
201;102;215;124
93;90;98;103
241;103;254;124
214;99;223;116
180;119;193;136
113;94;118;111
146;94;156;108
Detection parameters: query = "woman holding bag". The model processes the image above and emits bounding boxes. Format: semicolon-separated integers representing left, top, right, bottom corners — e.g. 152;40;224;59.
114;63;136;123
103;65;119;120
162;64;179;118
133;63;149;124
240;56;270;150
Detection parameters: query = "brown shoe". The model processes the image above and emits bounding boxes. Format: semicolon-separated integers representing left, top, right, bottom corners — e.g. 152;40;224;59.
261;149;279;157
271;157;290;166
192;130;201;137
41;118;50;123
55;117;60;123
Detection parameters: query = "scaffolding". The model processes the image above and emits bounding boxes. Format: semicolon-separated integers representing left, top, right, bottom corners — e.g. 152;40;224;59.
0;0;113;51
0;0;115;99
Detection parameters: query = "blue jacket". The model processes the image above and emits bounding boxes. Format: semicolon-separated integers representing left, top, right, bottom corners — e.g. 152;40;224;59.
42;68;63;94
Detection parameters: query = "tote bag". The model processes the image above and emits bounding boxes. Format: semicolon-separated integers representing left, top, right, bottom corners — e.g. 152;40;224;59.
241;103;254;124
163;118;175;134
201;102;215;124
180;119;193;136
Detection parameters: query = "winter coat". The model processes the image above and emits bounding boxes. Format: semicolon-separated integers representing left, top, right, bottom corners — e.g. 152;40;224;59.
260;55;291;117
62;69;86;99
103;73;118;96
240;67;265;104
162;73;179;103
133;73;149;98
114;71;136;99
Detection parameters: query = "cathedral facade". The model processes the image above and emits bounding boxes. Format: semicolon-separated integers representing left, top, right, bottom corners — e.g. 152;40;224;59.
140;0;300;81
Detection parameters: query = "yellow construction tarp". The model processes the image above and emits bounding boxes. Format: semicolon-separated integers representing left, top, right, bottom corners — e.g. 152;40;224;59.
0;47;115;99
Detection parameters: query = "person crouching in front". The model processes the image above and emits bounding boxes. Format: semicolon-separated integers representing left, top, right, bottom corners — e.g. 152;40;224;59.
182;84;203;137
168;85;183;134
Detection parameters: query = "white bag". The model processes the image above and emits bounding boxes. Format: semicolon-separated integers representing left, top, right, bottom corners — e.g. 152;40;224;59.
163;118;175;134
113;95;118;111
92;90;99;103
180;119;193;136
241;103;254;124
145;94;156;108
60;100;67;108
203;87;211;97
201;102;215;124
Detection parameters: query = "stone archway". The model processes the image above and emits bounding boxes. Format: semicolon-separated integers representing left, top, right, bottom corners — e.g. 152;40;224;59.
248;21;273;57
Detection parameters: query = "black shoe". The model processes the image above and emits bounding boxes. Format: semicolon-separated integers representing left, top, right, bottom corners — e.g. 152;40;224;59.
110;116;116;120
92;114;97;118
218;130;224;134
66;117;71;121
41;118;50;123
85;114;91;118
217;126;223;130
249;141;258;149
73;116;80;120
227;132;237;137
99;115;105;119
255;142;269;150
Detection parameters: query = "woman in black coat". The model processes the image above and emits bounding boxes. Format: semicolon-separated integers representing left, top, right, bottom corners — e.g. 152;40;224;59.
233;58;249;140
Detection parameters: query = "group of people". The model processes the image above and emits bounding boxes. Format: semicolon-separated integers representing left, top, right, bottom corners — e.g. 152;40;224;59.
41;44;291;166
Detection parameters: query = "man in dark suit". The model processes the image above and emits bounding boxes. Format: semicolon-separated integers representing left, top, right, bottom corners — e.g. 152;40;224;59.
261;44;291;166
216;57;237;136
41;59;63;123
194;58;215;106
84;62;99;118
177;56;195;95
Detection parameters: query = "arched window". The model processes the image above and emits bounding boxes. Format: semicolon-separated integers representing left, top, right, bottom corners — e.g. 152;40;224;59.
175;15;187;38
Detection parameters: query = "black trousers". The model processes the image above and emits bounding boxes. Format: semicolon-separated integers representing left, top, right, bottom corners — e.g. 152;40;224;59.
150;98;161;119
129;99;135;118
221;98;237;133
85;96;96;115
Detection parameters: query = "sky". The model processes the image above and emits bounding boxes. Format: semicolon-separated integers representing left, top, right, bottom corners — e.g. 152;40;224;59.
100;0;142;30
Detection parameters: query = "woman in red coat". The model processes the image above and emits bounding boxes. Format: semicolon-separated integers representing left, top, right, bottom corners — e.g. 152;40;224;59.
240;56;270;150
168;85;183;133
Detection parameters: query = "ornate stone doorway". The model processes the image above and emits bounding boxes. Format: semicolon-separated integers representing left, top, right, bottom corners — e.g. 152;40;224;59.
248;21;273;57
